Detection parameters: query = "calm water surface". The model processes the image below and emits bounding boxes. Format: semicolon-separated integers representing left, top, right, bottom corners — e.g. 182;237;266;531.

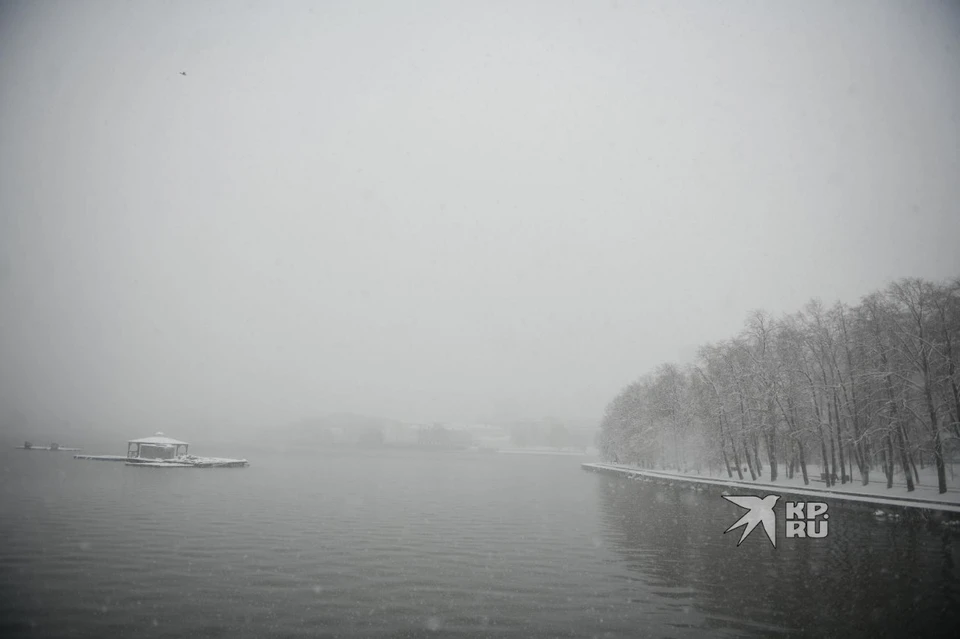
1;447;958;638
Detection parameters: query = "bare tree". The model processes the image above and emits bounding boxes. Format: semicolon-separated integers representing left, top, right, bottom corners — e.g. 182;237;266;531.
595;276;958;496
886;279;949;493
860;293;915;492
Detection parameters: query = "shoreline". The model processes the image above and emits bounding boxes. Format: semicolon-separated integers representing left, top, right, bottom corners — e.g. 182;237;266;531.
583;462;960;516
498;448;588;456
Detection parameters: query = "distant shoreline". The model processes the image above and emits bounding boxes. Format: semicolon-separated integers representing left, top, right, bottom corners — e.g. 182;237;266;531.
499;448;589;457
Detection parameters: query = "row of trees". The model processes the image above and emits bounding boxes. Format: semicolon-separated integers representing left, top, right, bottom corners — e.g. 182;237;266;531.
597;277;960;493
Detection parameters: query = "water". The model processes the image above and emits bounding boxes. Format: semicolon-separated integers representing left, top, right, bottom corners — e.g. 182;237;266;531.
1;447;958;638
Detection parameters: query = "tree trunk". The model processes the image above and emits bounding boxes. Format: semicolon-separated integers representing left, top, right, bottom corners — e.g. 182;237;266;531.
935;299;960;439
729;432;744;480
715;407;736;479
797;441;809;485
918;344;949;493
828;428;838;484
753;435;763;476
809;385;833;487
883;435;894;488
764;431;777;481
926;383;948;494
893;420;915;492
767;397;778;481
820;435;832;487
763;425;778;482
737;393;757;480
785;399;810;486
727;433;743;481
832;390;847;483
839;309;868;484
878;336;914;490
742;438;757;480
720;437;732;478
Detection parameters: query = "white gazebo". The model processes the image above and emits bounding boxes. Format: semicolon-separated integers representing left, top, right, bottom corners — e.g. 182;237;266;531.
127;432;190;459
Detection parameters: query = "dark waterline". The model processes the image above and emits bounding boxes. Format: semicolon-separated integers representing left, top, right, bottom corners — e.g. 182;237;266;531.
1;448;958;638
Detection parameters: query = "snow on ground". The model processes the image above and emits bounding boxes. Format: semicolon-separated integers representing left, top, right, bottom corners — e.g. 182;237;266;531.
73;454;129;461
75;454;248;466
585;461;960;513
176;455;247;464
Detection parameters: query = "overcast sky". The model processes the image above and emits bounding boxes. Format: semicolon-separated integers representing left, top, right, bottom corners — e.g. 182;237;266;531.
1;0;959;437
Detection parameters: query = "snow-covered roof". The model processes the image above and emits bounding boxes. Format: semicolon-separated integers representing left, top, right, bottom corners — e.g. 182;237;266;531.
128;432;190;446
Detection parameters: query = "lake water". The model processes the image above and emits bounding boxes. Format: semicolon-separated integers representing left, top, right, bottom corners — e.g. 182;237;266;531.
1;447;959;638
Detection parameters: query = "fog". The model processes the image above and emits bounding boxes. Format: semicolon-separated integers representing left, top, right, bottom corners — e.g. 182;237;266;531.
1;0;959;444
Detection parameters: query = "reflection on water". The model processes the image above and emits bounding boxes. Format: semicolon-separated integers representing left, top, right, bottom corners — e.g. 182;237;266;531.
1;449;958;638
595;475;960;637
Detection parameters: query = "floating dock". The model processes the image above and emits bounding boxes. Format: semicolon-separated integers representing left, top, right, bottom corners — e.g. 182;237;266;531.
73;454;128;462
126;456;248;468
76;454;248;468
74;432;249;469
127;462;195;468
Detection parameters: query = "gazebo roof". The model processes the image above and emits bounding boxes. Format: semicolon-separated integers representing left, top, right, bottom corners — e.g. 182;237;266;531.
128;432;190;446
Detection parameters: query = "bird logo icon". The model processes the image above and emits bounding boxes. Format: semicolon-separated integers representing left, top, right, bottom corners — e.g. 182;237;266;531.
723;494;780;548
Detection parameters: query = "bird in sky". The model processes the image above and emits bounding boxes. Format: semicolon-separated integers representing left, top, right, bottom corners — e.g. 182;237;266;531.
179;71;187;76
722;494;780;548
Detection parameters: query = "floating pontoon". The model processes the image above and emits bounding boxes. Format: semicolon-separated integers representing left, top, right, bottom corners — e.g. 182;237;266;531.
75;432;248;468
16;441;81;452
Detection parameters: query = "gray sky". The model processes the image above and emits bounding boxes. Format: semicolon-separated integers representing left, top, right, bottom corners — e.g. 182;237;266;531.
1;0;959;437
